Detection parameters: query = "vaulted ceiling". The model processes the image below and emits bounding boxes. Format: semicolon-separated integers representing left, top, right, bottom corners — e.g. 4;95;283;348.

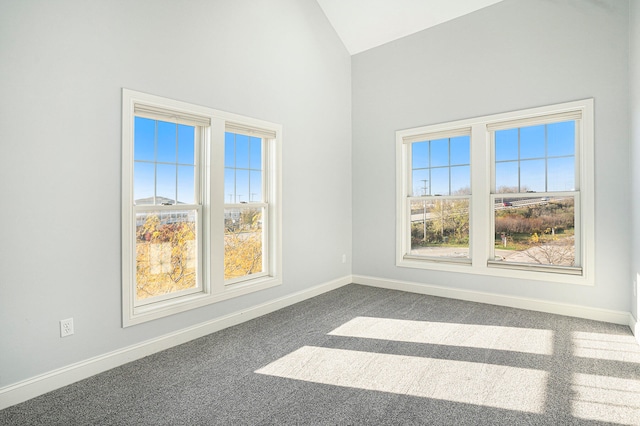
316;0;505;55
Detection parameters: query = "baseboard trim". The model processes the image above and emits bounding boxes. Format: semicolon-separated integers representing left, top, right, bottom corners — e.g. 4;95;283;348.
0;275;352;410
352;274;633;327
631;314;640;345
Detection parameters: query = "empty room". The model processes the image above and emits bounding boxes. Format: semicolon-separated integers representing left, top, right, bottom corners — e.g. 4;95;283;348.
1;0;640;424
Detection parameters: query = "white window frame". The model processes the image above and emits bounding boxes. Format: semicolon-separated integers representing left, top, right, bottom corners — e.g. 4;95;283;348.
122;89;282;326
396;99;594;285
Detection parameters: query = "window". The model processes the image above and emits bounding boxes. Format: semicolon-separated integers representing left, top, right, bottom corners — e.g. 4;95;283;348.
397;99;594;285
122;89;282;326
406;130;471;261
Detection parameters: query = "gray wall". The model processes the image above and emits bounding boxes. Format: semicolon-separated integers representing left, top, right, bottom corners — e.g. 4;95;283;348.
352;0;631;312
631;0;640;322
0;0;351;387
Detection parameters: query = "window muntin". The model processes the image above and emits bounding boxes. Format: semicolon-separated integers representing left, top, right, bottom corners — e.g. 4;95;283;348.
406;133;471;260
396;99;594;285
122;89;282;326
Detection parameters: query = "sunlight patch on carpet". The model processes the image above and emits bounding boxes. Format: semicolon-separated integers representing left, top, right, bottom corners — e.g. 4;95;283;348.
256;346;548;413
571;373;640;425
328;316;554;355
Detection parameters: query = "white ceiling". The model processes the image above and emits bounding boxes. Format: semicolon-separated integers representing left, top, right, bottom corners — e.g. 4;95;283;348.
316;0;505;55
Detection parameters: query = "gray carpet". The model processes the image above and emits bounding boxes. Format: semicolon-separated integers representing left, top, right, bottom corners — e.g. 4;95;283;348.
1;284;639;425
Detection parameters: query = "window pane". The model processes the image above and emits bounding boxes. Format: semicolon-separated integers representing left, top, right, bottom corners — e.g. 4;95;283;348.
177;125;195;165
235;169;250;203
134;162;154;205
430;138;449;167
134;117;155;161
249;137;262;170
494;196;575;266
431;168;449;196
409;199;470;259
496;161;518;193
157;121;176;163
520;125;545;159
224;132;235;168
250;170;262;202
136;209;197;300
412;169;430;196
548;157;575;191
451;166;470;195
495;128;518;161
548;121;575;157
224;168;235;204
234;134;250;169
177;165;195;204
412;142;429;169
520;159;545;192
156;164;176;204
450;136;470;165
225;207;263;280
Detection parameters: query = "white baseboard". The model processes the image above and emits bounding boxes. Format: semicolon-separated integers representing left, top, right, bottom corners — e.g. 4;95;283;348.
631;314;640;345
0;275;352;410
352;274;633;327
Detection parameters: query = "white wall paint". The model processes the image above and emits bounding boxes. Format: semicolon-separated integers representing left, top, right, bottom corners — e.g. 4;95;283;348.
352;0;631;312
631;0;640;322
0;0;351;387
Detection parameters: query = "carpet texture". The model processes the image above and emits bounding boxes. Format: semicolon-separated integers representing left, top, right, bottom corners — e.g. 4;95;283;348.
1;284;639;425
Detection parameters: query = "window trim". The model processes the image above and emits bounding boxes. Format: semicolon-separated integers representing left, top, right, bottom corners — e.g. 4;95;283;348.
122;89;282;327
396;99;594;285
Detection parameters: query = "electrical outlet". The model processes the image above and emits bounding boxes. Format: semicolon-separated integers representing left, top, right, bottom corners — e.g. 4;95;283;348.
60;318;74;337
342;254;347;264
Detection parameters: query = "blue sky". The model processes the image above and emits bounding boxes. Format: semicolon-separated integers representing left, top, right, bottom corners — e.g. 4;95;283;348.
412;135;470;196
134;117;196;204
411;121;576;196
133;117;263;205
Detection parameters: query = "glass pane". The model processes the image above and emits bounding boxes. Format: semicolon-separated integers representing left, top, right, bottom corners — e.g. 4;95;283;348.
156;164;176;204
412;142;429;170
495;161;518;193
157;121;176;163
235;169;250;203
548;157;575;191
520;159;545;192
134;117;155;161
520;125;545;159
134;162;154;205
451;165;470;195
430;168;449;196
430;138;449;167
249;136;262;170
224;207;263;280
224;168;235;204
409;198;470;259
135;209;197;300
450;135;470;165
494;196;575;266
547;121;575;157
495;128;518;161
224;132;235;168
249;170;262;202
412;169;430;196
177;125;195;165
177;165;195;204
234;133;250;169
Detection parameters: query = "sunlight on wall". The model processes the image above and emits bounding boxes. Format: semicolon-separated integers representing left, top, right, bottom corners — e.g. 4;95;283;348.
572;331;640;363
571;373;640;424
256;346;548;413
328;316;554;355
